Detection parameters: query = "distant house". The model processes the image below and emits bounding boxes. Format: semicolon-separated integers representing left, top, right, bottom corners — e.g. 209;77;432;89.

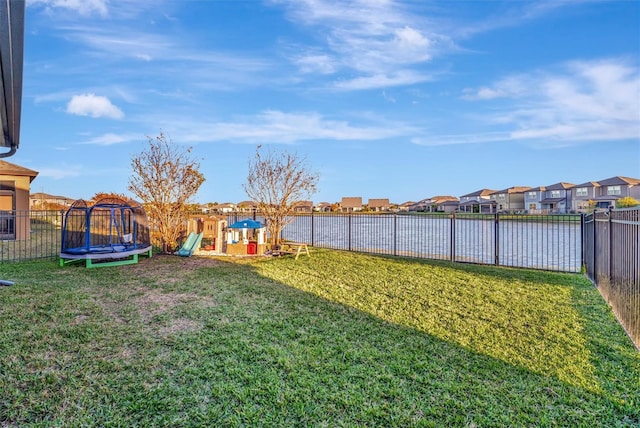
236;200;258;213
367;198;390;212
437;199;460;213
292;200;314;213
591;176;640;209
0;159;39;240
539;182;574;213
410;196;458;212
314;202;333;212
397;201;415;212
408;199;429;212
29;192;75;209
571;181;600;212
489;186;531;213
215;202;237;213
459;189;495;213
341;197;363;212
524;187;545;213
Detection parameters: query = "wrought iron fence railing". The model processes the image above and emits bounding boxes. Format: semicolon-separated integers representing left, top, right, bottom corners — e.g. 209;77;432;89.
583;207;639;349
0;210;63;262
275;212;583;273
2;208;637;348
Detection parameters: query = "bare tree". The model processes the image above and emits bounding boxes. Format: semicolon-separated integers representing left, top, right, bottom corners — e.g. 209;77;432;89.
244;146;319;247
129;133;205;253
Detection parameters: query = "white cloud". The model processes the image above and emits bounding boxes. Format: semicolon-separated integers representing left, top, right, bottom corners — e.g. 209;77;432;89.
461;87;506;100
79;133;141;146
412;132;512;146
37;166;83;179
295;54;337;74
140;110;417;144
27;0;109;17
334;70;432;90
207;110;412;143
274;0;445;89
66;94;124;119
453;58;640;145
461;76;531;100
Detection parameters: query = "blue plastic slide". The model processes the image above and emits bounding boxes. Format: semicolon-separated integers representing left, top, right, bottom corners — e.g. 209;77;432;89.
177;232;203;257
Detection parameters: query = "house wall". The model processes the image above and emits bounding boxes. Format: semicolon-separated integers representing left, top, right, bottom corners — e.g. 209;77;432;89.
524;190;542;212
0;173;31;240
572;185;597;212
507;193;525;211
542;189;572;213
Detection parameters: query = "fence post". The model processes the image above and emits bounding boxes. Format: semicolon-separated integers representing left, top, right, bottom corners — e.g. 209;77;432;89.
450;211;455;262
494;213;500;265
608;207;613;283
311;211;314;247
348;213;352;252
393;213;397;257
580;213;584;269
593;212;597;281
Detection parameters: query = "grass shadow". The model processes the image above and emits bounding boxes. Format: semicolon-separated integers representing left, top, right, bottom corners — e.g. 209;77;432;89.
0;252;638;426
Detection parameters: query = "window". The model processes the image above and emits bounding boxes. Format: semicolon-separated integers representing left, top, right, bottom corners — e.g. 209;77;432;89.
528;191;537;197
607;185;621;195
529;203;536;210
550;190;561;198
0;181;15;191
576;187;588;197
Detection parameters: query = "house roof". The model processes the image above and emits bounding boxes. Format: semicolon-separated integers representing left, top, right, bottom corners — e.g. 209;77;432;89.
0;159;38;182
30;192;74;202
494;186;531;194
229;218;263;229
460;189;496;198
539;197;567;204
368;198;390;208
597;176;640;186
293;200;313;207
574;181;600;188
341;197;362;208
459;200;478;206
544;182;575;190
430;195;459;203
438;200;460;206
528;186;545;192
593;195;620;201
217;202;236;208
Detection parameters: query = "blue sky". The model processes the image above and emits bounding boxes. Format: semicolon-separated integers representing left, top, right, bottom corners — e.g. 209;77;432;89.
17;0;640;204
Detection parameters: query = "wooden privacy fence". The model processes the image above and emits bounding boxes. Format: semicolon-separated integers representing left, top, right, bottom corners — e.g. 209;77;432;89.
583;207;640;349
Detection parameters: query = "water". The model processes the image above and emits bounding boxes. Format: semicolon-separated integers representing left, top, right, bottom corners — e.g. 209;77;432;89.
280;214;582;272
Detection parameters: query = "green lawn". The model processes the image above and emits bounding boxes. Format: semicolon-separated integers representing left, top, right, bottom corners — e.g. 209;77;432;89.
0;249;638;427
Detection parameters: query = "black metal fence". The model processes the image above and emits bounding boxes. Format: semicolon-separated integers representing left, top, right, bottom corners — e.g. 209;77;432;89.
3;208;637;348
583;208;639;348
278;212;583;273
0;210;63;262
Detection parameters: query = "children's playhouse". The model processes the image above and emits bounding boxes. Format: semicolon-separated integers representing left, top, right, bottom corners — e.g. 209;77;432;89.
225;218;267;256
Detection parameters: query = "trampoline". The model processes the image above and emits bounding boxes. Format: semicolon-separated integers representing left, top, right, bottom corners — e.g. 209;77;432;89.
59;197;152;268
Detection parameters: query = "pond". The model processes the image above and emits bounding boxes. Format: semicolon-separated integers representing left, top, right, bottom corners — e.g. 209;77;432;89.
279;213;582;272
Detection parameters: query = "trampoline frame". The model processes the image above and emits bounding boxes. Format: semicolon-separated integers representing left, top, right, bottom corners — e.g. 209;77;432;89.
59;197;152;268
